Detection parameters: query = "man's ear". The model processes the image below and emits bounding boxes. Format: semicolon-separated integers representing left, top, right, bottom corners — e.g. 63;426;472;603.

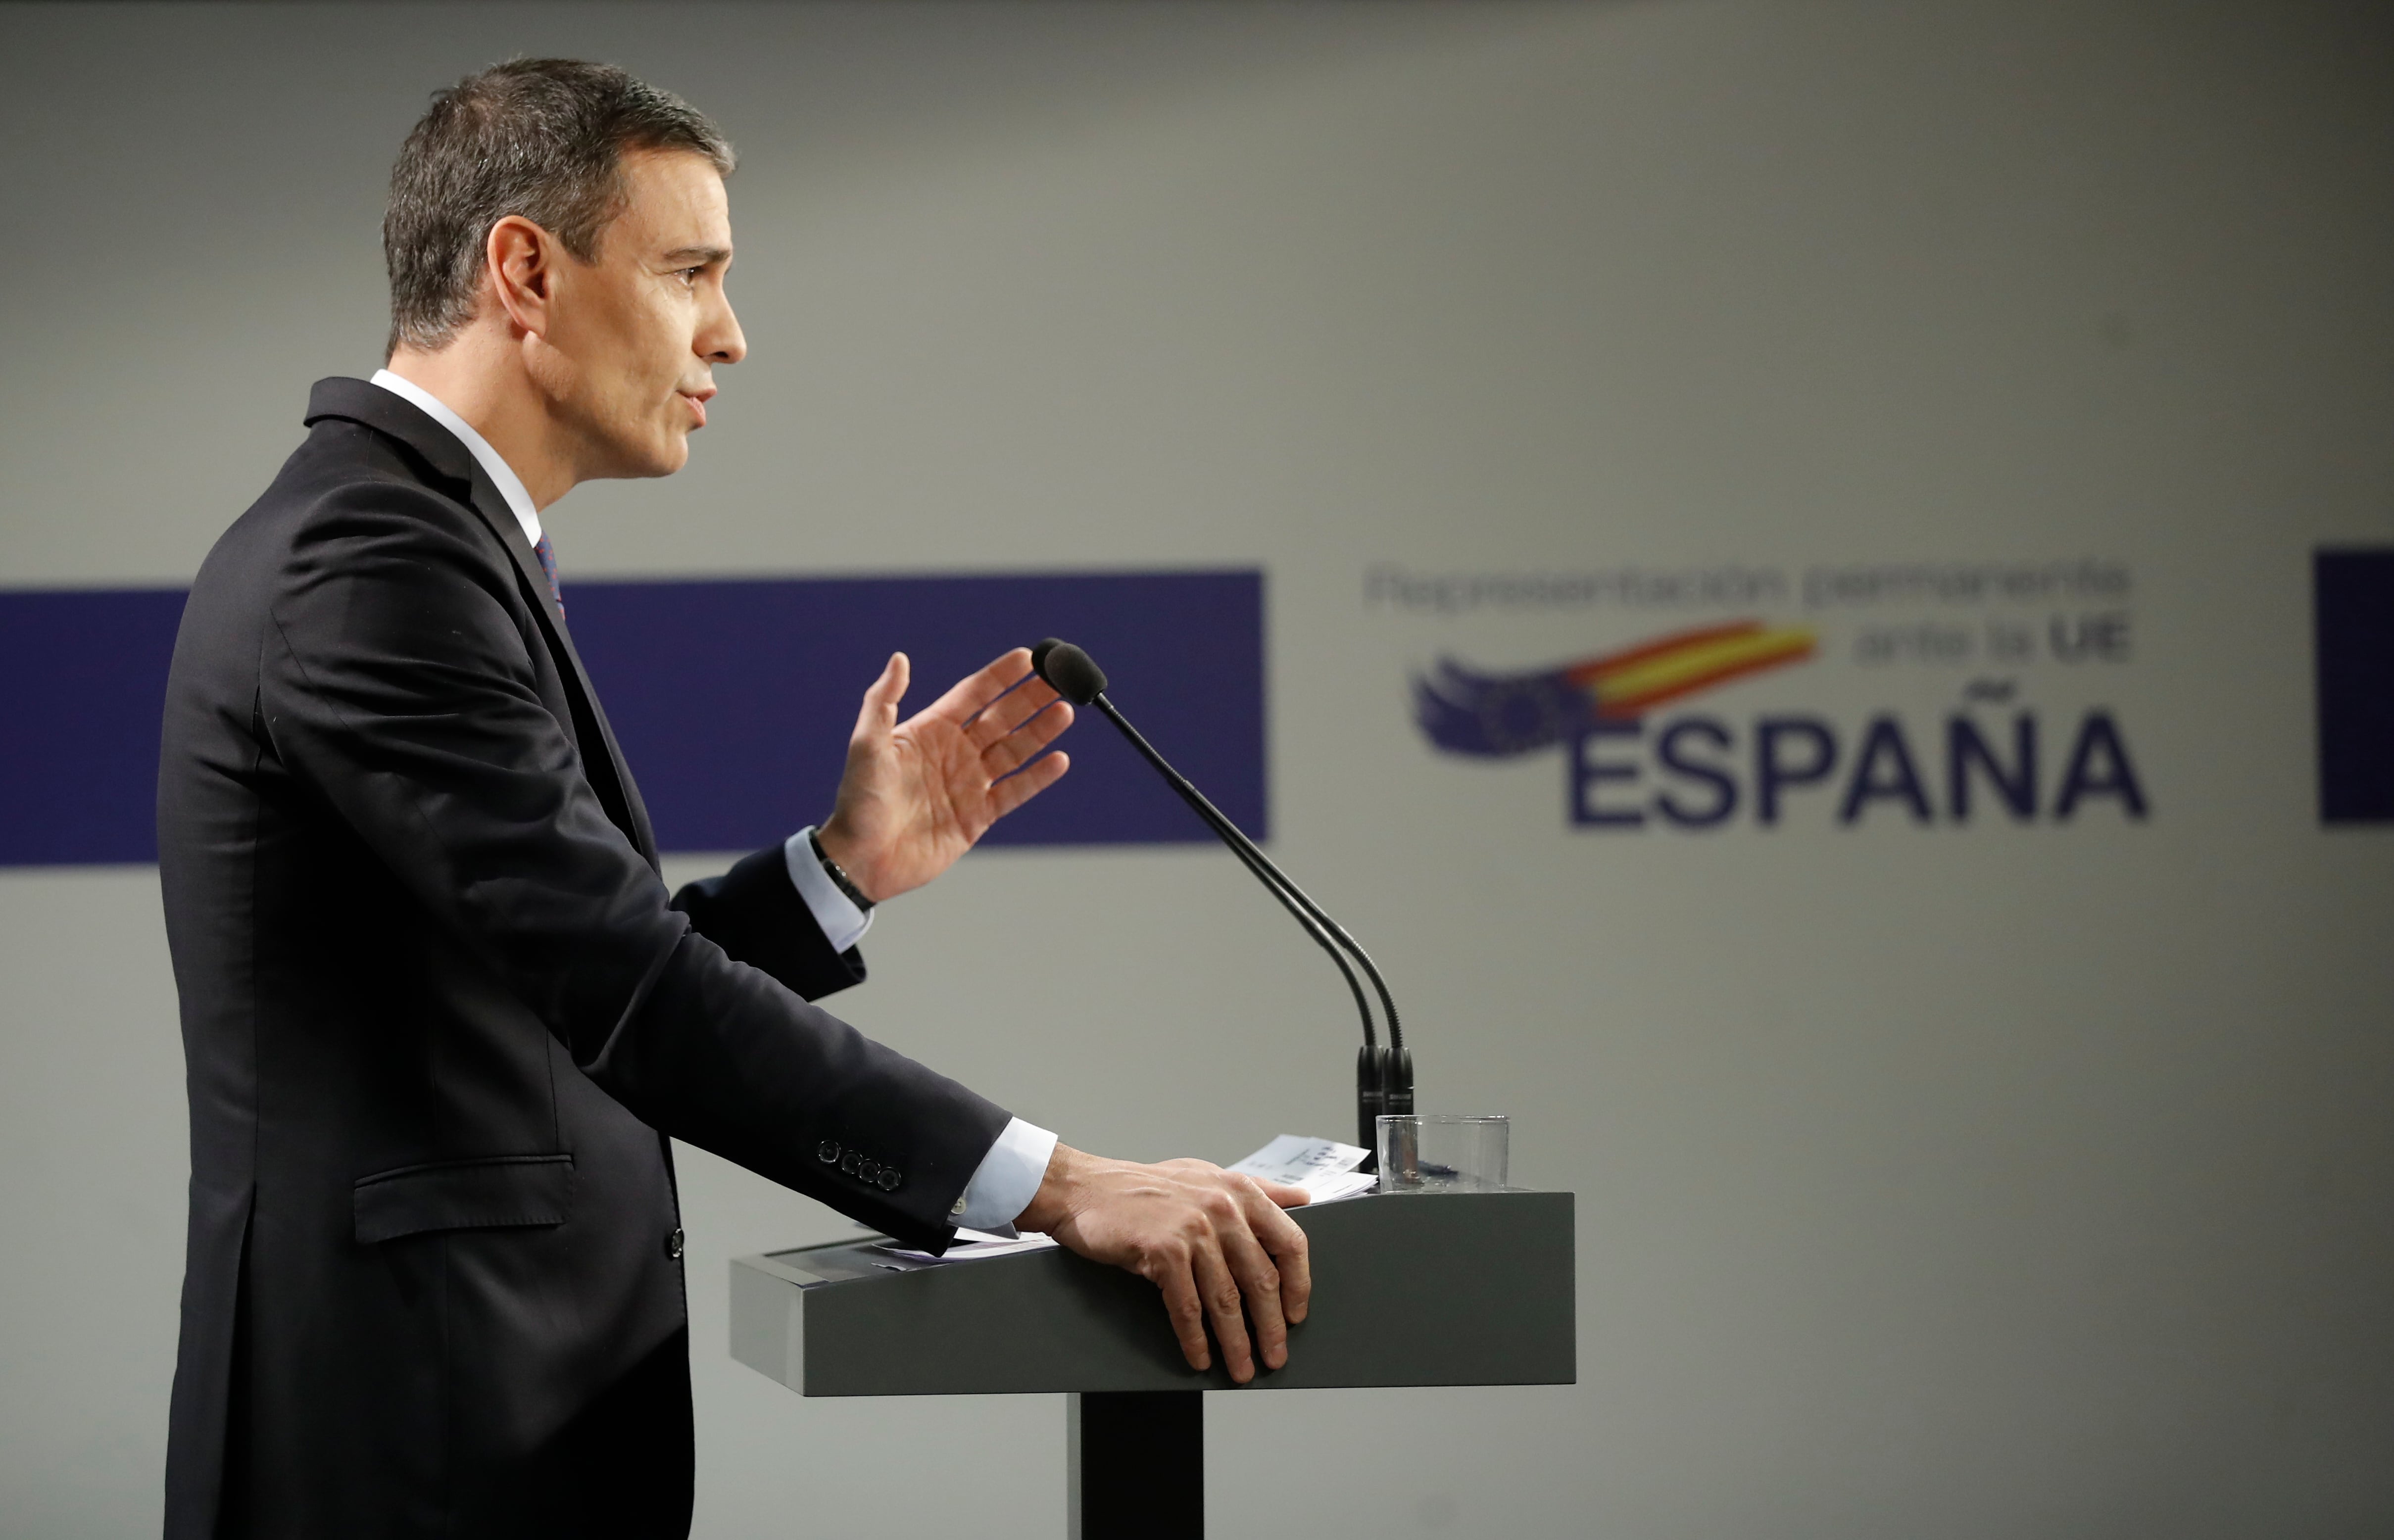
485;215;556;339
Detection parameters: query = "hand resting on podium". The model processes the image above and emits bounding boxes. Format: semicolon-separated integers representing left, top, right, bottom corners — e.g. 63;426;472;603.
1019;1145;1313;1385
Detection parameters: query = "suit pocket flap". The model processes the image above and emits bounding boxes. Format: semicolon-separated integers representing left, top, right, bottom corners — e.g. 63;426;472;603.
353;1154;575;1245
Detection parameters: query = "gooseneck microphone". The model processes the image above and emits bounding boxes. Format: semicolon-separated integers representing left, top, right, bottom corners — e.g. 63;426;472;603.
1031;638;1414;1155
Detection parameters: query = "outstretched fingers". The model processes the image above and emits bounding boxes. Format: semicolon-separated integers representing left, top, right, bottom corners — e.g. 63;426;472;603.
986;749;1069;818
966;673;1063;747
919;647;1036;729
982;700;1073;777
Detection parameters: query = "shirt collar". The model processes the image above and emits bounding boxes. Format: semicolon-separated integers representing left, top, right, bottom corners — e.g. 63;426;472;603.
368;369;543;547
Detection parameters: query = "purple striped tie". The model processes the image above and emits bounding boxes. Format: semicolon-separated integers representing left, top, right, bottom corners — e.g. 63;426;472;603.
533;534;563;613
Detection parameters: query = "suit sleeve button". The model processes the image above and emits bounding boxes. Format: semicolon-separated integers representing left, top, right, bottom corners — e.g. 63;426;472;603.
817;1141;840;1164
666;1228;685;1260
879;1169;902;1192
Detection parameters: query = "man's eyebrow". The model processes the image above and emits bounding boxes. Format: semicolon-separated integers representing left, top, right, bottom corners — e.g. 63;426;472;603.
660;244;732;265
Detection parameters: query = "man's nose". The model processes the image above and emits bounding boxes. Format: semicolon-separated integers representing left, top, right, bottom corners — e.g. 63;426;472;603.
700;293;746;366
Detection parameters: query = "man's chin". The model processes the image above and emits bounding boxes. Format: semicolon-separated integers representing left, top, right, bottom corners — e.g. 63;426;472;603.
649;434;692;478
597;432;691;482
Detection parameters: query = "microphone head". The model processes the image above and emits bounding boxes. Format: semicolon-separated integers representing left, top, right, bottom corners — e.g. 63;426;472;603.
1031;637;1108;705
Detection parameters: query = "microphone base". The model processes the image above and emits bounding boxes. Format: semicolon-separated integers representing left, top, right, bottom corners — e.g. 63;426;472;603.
1356;1045;1416;1172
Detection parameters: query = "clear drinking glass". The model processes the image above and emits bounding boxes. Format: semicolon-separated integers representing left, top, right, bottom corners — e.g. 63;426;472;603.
1375;1114;1510;1193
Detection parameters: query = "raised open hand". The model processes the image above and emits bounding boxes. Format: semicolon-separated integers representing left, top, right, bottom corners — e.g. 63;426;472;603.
814;648;1073;902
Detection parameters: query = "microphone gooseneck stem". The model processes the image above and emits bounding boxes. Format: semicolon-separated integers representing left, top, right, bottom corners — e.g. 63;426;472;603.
1091;693;1402;1052
1210;803;1378;1046
1091;705;1367;1036
1131;749;1373;1041
1089;691;1414;1153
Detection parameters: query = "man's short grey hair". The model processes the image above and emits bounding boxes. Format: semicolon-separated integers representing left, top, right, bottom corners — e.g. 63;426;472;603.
383;58;734;356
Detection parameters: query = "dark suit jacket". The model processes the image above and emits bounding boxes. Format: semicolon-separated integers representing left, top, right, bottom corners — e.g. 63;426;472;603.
157;378;1011;1539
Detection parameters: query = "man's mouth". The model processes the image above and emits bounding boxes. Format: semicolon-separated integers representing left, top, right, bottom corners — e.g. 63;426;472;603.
679;388;715;429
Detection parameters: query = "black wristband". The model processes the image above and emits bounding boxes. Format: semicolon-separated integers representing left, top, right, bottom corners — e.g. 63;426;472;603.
807;828;877;913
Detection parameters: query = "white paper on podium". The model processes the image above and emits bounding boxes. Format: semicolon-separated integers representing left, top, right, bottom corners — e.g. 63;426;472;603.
882;1227;1061;1263
1227;1134;1377;1203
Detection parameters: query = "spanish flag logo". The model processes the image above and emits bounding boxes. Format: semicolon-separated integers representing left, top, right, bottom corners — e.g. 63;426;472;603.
1414;621;1817;757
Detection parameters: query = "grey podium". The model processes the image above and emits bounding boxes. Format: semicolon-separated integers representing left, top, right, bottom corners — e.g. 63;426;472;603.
731;1187;1575;1538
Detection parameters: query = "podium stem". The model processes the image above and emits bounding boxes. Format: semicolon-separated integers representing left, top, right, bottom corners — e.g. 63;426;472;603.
1068;1390;1203;1539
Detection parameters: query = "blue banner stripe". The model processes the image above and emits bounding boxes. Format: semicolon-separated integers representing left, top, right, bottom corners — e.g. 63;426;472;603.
0;588;189;866
0;570;1265;866
567;571;1264;852
2315;548;2394;824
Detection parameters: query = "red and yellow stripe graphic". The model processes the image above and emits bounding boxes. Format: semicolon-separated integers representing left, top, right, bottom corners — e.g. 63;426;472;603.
1566;621;1816;720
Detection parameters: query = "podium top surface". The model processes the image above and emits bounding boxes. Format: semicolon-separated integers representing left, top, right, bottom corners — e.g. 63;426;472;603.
732;1187;1575;1398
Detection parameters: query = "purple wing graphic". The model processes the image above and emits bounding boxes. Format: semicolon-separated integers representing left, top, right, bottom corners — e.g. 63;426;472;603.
1411;657;1599;758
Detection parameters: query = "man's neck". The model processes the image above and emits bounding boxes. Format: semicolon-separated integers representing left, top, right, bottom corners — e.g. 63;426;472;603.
384;337;577;511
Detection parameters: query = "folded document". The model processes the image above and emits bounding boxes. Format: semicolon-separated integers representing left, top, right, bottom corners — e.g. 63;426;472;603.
1226;1133;1376;1203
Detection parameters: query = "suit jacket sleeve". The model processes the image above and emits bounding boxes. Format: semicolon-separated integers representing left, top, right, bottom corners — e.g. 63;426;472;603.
257;478;1002;1242
671;845;868;1003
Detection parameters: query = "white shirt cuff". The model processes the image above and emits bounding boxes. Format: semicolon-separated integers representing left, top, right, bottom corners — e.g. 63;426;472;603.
784;826;873;954
949;1117;1059;1234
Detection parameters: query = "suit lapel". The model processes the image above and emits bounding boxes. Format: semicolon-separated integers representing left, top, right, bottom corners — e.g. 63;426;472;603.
303;377;662;869
454;460;663;868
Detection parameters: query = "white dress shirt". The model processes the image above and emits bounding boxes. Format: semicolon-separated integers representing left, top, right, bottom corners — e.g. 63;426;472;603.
366;371;1057;1232
370;369;545;546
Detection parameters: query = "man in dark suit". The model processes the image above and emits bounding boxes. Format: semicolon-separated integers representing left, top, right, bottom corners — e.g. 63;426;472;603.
158;59;1310;1539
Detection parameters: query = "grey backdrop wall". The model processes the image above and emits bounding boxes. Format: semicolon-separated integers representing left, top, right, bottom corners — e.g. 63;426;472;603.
2;1;2391;1535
